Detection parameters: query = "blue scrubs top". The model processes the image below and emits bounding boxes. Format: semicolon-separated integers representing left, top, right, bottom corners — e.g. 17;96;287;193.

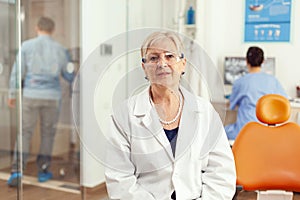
225;72;287;140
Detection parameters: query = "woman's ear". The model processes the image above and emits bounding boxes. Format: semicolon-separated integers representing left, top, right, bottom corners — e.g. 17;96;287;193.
141;62;145;70
142;63;148;80
181;58;186;72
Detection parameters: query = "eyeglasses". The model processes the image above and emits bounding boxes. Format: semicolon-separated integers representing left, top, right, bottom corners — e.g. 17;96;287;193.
142;52;184;66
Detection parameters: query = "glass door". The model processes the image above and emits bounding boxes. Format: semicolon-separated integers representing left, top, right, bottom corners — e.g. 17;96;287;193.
0;0;82;199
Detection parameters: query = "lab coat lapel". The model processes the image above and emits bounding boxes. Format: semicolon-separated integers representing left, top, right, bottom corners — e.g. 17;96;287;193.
175;87;202;159
133;88;174;160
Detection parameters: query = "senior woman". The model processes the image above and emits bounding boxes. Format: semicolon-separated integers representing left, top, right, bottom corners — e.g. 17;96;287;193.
105;31;236;200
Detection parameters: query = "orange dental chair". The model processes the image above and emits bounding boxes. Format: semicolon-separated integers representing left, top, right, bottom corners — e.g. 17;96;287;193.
232;94;300;198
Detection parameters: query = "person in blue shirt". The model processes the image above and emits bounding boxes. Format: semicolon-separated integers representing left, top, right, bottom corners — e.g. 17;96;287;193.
7;16;74;186
225;46;287;140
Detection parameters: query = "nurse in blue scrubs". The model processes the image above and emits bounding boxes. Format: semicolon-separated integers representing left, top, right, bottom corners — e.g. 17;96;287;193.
225;46;287;140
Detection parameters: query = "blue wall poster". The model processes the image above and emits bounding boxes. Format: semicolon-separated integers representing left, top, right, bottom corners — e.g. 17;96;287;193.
244;0;292;42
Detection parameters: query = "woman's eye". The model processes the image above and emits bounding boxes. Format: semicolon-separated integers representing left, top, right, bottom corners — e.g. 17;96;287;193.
165;54;175;59
149;56;158;62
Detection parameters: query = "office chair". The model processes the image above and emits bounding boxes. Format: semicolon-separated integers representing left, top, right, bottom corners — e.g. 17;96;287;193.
232;94;300;197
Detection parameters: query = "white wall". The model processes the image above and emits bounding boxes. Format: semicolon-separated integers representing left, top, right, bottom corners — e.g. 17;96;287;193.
81;0;127;187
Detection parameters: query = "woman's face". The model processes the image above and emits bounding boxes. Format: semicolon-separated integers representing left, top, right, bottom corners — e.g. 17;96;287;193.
142;38;186;89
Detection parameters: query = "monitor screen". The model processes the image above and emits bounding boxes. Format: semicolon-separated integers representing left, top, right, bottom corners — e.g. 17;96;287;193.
224;57;275;85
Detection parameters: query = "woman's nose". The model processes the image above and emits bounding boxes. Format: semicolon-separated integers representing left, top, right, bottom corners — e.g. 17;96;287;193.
157;56;168;67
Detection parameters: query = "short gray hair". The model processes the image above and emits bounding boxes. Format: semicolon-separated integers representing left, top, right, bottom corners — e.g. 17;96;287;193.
141;31;184;58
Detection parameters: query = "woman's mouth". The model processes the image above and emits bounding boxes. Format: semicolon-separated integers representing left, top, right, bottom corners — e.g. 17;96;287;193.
157;72;171;77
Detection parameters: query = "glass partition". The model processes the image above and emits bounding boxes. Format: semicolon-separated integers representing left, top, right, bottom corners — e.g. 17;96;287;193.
0;0;82;199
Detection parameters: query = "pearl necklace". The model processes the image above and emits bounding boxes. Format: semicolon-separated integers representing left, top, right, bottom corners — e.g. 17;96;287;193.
150;92;183;125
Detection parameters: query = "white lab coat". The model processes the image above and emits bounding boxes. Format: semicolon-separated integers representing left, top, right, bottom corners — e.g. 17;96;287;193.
105;86;236;200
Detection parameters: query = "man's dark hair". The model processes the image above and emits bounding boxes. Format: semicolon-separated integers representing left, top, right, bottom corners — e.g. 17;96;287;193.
37;17;55;33
246;46;264;67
